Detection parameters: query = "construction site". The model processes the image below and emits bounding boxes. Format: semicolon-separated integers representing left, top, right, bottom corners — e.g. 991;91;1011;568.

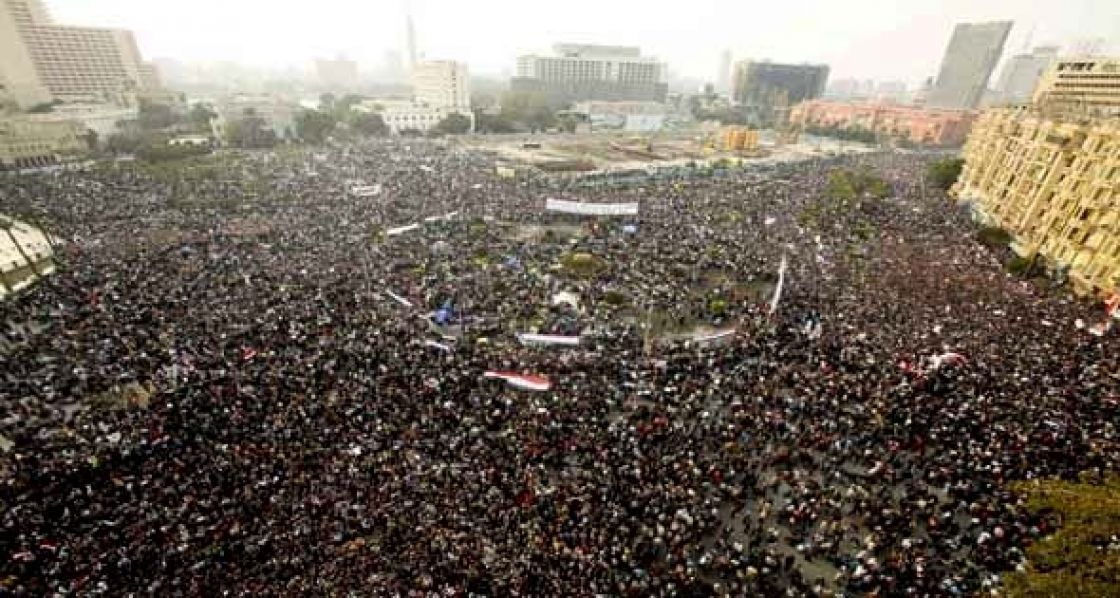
461;125;875;175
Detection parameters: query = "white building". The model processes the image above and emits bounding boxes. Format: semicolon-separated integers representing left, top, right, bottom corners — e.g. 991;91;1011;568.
994;46;1058;105
513;44;668;103
211;94;298;141
412;60;470;111
356;99;450;135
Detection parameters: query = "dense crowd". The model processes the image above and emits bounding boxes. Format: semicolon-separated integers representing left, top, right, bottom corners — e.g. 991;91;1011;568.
1;139;1117;596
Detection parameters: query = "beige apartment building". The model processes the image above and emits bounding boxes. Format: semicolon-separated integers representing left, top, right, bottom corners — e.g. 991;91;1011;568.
1033;57;1120;118
954;106;1120;297
0;0;158;107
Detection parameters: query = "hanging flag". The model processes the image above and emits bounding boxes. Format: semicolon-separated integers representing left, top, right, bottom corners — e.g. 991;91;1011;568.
1106;293;1120;319
384;290;413;308
517;333;581;347
769;255;788;315
483;371;552;392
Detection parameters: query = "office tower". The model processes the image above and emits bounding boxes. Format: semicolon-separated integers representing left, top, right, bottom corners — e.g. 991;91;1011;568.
412;60;470;111
731;60;829;124
927;21;1013;110
994;46;1058;105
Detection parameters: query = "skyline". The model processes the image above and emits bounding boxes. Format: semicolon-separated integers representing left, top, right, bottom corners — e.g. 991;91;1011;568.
47;0;1120;88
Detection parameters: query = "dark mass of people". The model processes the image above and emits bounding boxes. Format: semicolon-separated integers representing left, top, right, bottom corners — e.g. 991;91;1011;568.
1;139;1117;596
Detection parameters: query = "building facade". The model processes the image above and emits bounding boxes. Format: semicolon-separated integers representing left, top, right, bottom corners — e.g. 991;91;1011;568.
791;100;976;146
0;115;85;169
927;21;1013;110
24;101;138;139
356;100;453;135
954;107;1120;297
315;57;359;91
572;101;668;132
512;44;668;104
1032;57;1120;118
731;60;829;125
994;46;1058;105
412;60;469;111
211;94;298;142
0;0;158;107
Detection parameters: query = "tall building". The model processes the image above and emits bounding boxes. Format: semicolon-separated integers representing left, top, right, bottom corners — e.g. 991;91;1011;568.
717;50;732;95
315;56;359;91
411;60;470;111
0;0;159;107
1032;56;1120;118
731;60;829;125
955;107;1119;297
511;44;668;104
405;12;418;71
927;21;1013;110
994;46;1058;105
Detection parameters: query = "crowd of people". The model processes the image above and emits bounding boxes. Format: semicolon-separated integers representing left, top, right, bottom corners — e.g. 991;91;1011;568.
1;138;1117;596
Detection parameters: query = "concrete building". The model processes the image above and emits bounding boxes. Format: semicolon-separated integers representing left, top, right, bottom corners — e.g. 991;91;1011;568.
0;115;85;169
412;60;470;111
315;56;359;91
954;107;1120;297
927;21;1013;110
994;46;1058;105
731;60;829;125
211;94;298;142
512;44;668;104
0;0;159;106
24;101;138;140
791;100;976;146
1032;56;1120;118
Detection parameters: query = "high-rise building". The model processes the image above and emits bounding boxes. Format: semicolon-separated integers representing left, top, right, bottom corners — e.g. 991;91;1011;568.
717;50;732;95
1032;56;1120;118
994;46;1058;105
412;60;470;111
315;56;359;91
731;60;829;125
405;13;418;71
0;0;159;107
511;44;668;104
927;21;1013;110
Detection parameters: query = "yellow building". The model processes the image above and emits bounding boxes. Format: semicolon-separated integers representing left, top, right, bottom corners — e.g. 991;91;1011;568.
0;116;86;169
954;107;1120;297
1032;57;1120;119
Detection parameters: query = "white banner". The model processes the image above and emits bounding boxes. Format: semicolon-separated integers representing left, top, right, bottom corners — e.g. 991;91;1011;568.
517;333;581;347
546;199;639;216
386;223;421;236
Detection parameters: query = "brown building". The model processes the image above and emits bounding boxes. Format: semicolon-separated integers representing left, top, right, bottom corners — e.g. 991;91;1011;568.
790;100;977;146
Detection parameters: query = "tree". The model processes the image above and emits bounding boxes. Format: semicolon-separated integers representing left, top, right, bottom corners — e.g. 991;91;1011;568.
294;109;337;144
82;129;99;151
349;112;388;137
1003;476;1120;597
432;113;472;136
226;109;278;149
928;157;965;191
500;90;557;132
138;100;179;130
187;103;217;133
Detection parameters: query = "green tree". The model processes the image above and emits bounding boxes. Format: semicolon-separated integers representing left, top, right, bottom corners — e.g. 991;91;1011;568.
1004;476;1120;597
432;112;472;135
82;129;99;151
187;103;217;133
138;100;179;130
928;157;965;191
349;112;388;137
226;109;277;149
500;90;557;132
294;109;337;144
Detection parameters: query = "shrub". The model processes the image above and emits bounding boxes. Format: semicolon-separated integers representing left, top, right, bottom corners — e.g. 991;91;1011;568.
928;158;965;191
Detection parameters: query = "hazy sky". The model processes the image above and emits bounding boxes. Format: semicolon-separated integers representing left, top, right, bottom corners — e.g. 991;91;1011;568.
50;0;1120;86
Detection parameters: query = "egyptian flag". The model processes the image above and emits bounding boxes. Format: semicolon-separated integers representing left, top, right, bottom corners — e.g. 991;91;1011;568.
483;371;552;392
